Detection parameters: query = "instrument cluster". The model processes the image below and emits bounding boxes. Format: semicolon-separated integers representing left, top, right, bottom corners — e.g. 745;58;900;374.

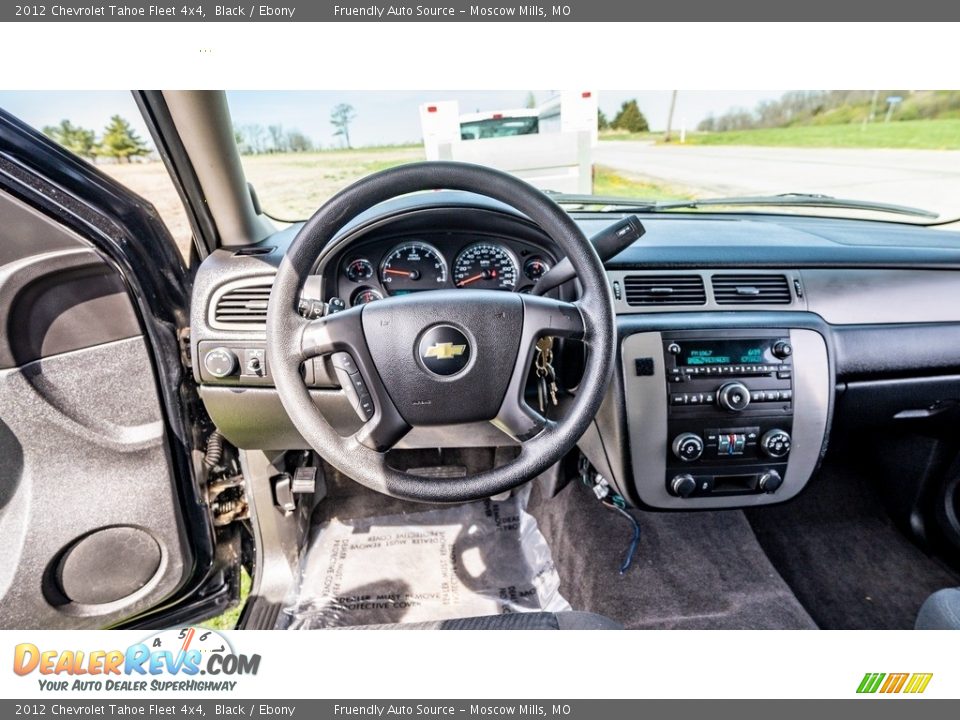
331;235;555;307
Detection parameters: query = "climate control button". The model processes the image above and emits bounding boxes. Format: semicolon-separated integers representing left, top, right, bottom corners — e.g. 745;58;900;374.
760;429;792;458
672;433;704;462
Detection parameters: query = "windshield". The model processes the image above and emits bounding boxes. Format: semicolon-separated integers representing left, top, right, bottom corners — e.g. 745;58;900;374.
226;90;960;226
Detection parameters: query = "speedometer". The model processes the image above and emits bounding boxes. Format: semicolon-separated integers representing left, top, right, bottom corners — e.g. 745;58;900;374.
379;241;448;295
453;242;519;291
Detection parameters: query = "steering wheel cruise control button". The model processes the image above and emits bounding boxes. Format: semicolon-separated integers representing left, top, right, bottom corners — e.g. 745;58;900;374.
331;352;359;374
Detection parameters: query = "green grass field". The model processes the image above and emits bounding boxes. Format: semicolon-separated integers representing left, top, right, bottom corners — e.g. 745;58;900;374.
676;119;960;150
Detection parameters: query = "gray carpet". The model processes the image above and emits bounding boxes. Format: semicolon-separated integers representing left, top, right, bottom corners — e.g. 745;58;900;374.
745;461;960;629
526;480;818;629
310;457;817;629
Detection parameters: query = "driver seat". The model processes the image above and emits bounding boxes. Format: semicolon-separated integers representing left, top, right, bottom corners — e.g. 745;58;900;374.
342;611;623;630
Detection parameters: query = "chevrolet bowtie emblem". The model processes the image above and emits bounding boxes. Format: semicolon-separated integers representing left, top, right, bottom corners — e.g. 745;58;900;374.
424;342;467;360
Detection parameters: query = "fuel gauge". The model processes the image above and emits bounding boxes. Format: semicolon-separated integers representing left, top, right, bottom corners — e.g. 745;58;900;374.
344;258;374;283
523;256;551;282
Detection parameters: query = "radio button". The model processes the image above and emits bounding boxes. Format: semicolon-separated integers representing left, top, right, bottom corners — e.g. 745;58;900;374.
670;393;686;405
718;382;751;412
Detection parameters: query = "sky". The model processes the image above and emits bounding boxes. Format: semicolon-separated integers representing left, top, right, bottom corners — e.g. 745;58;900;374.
0;90;789;148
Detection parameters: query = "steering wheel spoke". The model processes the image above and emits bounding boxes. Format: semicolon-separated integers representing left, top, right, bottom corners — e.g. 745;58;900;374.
491;295;584;442
298;307;411;452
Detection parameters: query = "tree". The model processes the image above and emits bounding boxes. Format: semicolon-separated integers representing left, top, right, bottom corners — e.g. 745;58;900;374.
268;124;287;153
99;115;149;163
597;109;609;131
285;129;314;153
330;103;357;148
43;119;98;159
525;91;537;109
611;100;649;133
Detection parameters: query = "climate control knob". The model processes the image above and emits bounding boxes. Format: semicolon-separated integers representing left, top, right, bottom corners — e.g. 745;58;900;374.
717;382;751;412
672;433;704;462
203;347;238;378
758;469;784;493
760;429;792;458
670;474;698;498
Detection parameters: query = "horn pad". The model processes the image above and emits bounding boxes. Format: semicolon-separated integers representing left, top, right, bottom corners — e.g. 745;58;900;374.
361;290;523;426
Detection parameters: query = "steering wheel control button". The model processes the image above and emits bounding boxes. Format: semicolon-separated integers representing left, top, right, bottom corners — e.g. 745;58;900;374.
418;325;471;377
357;393;375;420
717;381;751;412
204;347;238;378
672;433;704;462
761;429;792;458
331;352;359;374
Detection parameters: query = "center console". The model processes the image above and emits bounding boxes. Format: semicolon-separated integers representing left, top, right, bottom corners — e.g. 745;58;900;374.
620;328;830;509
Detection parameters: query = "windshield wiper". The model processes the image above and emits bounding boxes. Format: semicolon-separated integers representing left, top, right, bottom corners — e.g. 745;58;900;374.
548;191;939;219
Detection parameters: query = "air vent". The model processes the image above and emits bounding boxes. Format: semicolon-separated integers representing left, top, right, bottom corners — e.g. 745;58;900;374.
712;274;792;304
623;275;707;306
214;282;272;324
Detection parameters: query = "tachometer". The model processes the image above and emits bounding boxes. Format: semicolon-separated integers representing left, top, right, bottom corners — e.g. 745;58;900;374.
379;241;448;295
453;242;519;291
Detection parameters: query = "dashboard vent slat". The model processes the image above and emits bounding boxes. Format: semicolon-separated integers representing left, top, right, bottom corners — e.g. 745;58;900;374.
214;283;273;324
712;274;792;305
623;275;707;306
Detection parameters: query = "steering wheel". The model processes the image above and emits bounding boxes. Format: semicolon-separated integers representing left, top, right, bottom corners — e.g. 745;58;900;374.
266;162;615;502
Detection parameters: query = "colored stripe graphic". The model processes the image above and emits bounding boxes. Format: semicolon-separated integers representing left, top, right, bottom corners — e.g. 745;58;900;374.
880;673;909;693
857;672;932;694
904;674;933;694
857;673;886;693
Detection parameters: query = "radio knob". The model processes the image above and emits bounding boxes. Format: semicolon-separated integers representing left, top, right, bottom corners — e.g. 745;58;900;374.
758;469;784;493
203;347;238;378
760;429;792;458
773;341;793;359
672;432;704;462
717;382;751;412
670;474;698;498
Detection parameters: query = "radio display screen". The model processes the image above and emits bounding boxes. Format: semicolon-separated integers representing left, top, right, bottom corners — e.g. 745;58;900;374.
679;340;772;366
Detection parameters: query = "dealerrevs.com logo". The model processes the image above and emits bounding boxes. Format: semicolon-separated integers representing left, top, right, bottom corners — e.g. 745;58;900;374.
857;672;933;695
13;628;261;693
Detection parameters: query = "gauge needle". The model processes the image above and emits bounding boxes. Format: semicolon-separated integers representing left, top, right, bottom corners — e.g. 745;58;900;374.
457;273;485;287
457;269;497;287
384;268;416;278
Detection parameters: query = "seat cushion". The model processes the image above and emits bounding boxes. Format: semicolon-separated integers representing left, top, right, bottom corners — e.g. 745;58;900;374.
916;588;960;629
336;611;623;630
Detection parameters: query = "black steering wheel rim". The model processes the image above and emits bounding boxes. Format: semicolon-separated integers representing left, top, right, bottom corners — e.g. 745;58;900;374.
266;161;615;502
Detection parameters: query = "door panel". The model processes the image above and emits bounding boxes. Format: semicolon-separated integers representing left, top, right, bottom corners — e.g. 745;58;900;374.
0;191;193;628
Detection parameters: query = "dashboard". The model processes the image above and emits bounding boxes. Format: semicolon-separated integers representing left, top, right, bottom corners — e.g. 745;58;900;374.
189;190;960;512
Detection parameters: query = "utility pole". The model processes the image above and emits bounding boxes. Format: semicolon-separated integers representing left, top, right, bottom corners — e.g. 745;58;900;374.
665;90;678;142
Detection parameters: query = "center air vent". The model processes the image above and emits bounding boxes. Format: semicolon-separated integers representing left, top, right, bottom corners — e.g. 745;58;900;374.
712;274;792;304
623;275;707;306
213;282;272;325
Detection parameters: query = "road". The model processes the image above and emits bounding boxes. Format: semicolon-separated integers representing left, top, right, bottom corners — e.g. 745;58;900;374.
594;142;960;219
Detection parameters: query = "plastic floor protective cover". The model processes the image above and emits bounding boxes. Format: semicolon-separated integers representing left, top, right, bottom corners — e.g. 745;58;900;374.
278;486;570;628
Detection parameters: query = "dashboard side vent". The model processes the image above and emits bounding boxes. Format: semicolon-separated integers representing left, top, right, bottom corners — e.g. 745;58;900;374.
712;274;792;304
214;282;273;324
623;275;707;306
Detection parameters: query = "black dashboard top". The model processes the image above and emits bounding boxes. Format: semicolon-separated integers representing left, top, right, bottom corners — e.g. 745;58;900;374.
234;191;960;273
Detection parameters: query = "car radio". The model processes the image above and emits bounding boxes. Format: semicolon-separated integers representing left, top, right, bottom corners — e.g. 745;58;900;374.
661;330;794;499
